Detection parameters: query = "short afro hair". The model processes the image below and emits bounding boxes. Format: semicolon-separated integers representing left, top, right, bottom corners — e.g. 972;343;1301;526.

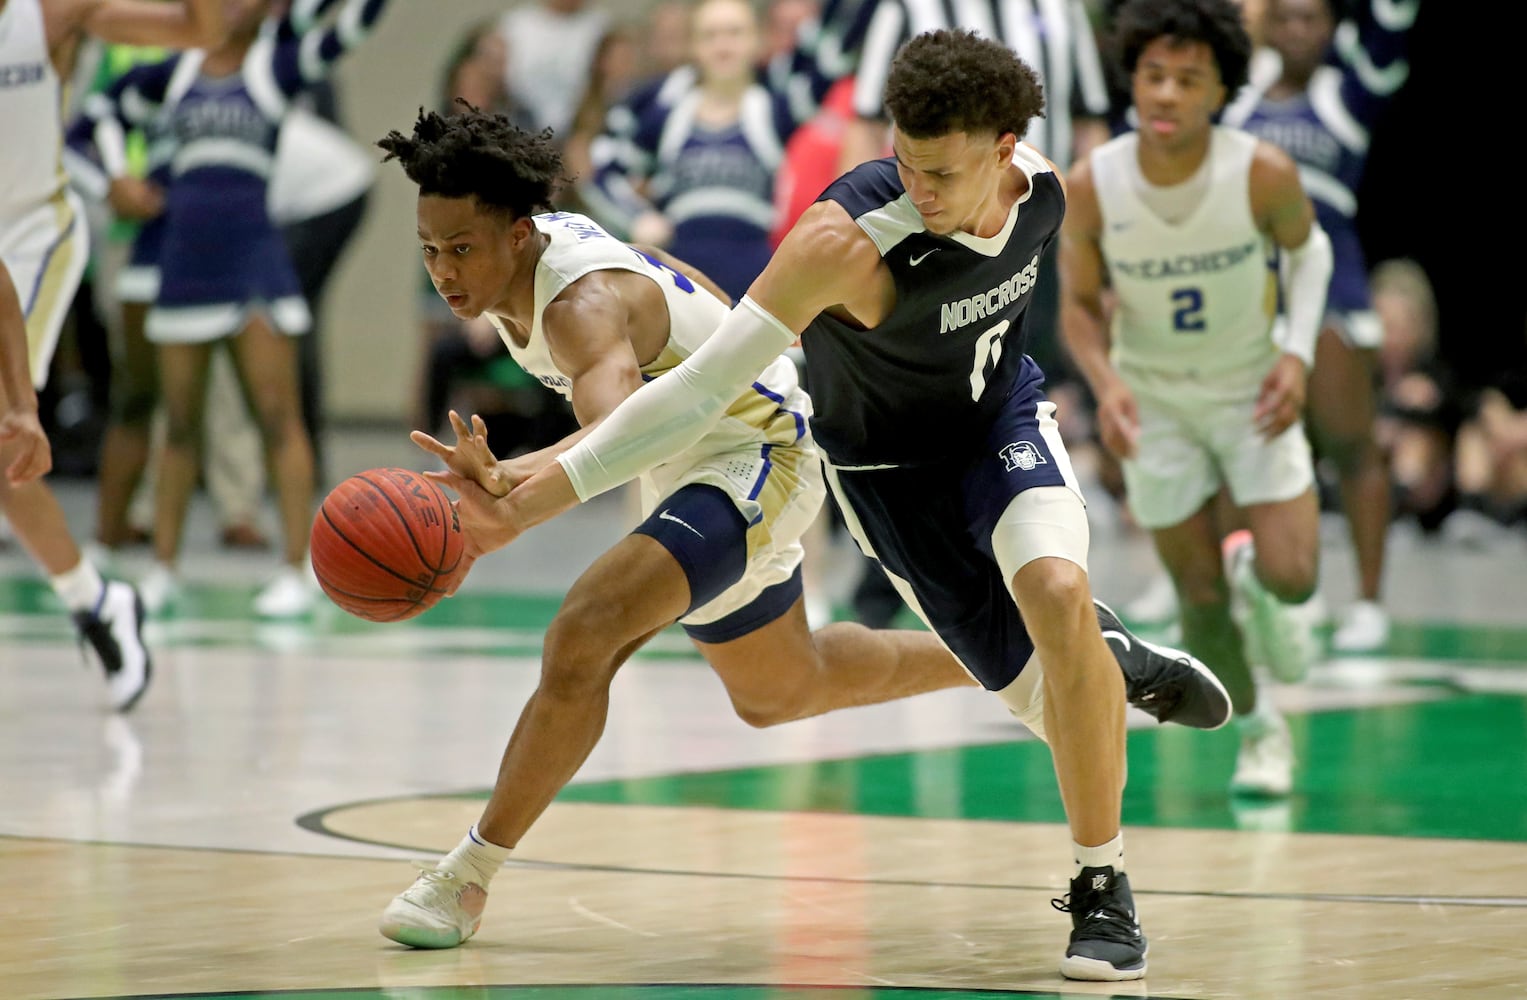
1111;0;1252;97
883;29;1045;141
378;105;569;221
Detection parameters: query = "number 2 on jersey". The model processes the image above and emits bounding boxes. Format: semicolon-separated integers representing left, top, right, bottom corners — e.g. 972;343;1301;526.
1171;288;1206;332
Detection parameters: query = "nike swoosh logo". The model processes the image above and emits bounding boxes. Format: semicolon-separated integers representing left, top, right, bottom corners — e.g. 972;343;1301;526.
1101;629;1132;651
658;509;704;539
909;249;938;266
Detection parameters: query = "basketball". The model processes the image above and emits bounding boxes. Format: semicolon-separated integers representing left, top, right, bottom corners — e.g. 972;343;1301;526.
309;467;468;622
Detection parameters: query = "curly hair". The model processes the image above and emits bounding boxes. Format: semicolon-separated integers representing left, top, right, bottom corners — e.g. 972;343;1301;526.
1111;0;1252;96
377;105;569;221
883;29;1045;141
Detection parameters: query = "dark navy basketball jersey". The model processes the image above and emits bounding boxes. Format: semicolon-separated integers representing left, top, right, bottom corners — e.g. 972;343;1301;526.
800;145;1064;467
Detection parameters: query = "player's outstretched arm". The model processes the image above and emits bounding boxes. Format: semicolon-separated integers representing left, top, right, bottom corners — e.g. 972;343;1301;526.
0;261;52;485
497;201;880;541
59;0;225;50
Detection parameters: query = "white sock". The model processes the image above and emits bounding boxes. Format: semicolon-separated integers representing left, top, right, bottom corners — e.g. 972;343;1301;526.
1074;832;1124;875
442;825;511;885
51;558;106;614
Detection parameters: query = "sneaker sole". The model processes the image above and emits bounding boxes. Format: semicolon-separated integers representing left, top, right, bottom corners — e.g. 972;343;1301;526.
379;917;477;950
1059;951;1148;982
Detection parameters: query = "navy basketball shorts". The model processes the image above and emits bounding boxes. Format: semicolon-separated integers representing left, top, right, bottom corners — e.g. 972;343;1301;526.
824;377;1079;690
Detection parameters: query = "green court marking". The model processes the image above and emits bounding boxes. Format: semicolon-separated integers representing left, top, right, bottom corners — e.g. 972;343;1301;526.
3;575;1527;663
529;696;1527;843
85;986;1170;1000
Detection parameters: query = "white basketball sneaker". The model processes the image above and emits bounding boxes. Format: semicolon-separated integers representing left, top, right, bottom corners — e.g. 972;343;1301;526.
1231;705;1294;798
253;563;318;618
380;865;489;949
1332;600;1390;653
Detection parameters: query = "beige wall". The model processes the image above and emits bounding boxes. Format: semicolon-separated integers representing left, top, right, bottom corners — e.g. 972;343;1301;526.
323;0;513;423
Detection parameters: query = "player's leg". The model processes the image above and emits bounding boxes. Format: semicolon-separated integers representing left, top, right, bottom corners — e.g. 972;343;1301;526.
1;210;150;708
1149;502;1257;713
698;596;974;728
1308;321;1391;650
1219;400;1323;684
379;527;691;949
988;392;1228;980
225;313;316;615
984;484;1142;982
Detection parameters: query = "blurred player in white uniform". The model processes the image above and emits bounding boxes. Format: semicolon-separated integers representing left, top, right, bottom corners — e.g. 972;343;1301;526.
1061;0;1333;798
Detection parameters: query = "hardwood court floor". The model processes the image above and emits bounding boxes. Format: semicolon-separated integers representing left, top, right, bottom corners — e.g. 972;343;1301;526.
3;439;1526;1000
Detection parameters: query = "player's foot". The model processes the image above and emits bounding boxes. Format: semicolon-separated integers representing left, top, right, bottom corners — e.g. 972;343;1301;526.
1123;569;1178;625
1332;600;1390;653
380;865;489;949
73;580;152;712
1054;866;1147;981
253;564;318;618
1224;531;1319;683
1096;600;1231;730
1231;707;1293;798
138;562;180;617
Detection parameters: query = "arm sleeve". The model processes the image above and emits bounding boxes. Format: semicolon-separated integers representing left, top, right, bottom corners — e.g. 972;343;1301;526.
555;296;800;501
1279;224;1334;367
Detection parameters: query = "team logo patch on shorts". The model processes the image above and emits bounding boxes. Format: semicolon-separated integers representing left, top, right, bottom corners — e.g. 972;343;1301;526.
999;440;1047;472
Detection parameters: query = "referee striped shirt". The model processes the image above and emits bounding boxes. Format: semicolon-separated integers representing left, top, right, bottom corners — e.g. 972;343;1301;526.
849;0;1111;168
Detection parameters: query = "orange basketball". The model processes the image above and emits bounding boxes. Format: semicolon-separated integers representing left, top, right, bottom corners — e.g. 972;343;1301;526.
310;467;467;622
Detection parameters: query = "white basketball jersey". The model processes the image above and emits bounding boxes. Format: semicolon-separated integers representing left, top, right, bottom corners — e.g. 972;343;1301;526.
490;211;810;471
0;0;68;225
1092;127;1279;395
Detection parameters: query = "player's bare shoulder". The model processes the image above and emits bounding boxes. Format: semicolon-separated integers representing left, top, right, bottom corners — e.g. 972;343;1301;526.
1247;137;1315;238
754;199;886;330
1060;154;1103;237
779;200;883;281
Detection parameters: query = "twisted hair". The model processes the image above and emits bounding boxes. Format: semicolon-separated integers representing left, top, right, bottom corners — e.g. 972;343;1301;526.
1111;0;1253;96
883;29;1045;141
377;105;568;220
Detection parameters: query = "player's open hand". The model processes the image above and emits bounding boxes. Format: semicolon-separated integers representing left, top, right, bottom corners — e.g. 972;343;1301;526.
0;409;51;485
411;410;512;497
422;468;525;558
1096;379;1141;461
1254;354;1308;439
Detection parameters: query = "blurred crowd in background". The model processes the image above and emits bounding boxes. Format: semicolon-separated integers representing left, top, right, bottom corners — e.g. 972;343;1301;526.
24;0;1526;622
